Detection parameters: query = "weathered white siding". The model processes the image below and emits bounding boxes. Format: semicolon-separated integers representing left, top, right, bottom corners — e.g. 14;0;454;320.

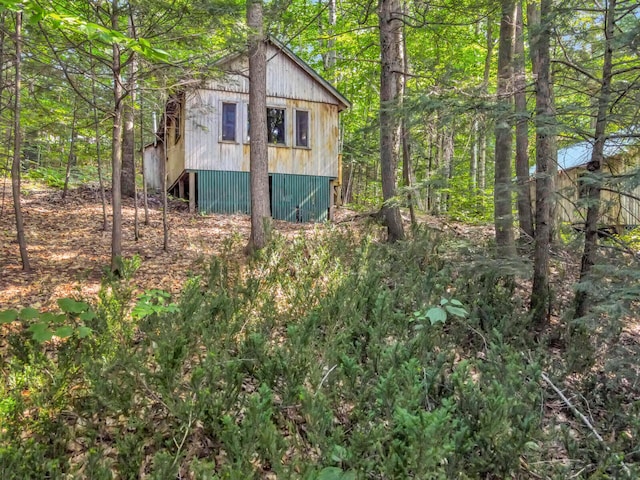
207;44;343;107
143;144;164;191
534;151;640;227
184;90;340;178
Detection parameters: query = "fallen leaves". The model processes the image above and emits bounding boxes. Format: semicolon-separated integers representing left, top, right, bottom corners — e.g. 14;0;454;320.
0;182;320;312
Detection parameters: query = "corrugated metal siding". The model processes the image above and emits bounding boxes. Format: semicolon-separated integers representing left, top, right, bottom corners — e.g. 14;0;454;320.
538;167;640;227
196;170;330;222
185;91;339;177
143;144;163;191
197;170;251;214
208;44;341;106
271;173;330;222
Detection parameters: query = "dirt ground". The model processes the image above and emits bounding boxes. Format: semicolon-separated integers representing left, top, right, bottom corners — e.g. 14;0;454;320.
0;182;325;311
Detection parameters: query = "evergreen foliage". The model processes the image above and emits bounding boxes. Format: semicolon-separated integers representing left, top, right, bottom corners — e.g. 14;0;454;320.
2;226;639;477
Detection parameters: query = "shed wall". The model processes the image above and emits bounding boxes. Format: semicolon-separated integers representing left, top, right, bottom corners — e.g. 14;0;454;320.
536;152;640;227
184;90;339;178
210;44;341;106
143;144;164;191
195;170;331;222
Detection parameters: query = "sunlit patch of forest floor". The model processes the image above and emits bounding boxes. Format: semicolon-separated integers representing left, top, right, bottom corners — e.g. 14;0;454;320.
0;181;505;311
0;181;324;310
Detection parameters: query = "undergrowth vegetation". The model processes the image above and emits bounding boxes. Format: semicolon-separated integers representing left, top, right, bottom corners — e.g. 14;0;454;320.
1;225;638;478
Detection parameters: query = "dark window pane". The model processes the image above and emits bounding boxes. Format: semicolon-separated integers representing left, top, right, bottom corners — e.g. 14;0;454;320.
295;110;309;147
267;108;285;144
222;103;236;141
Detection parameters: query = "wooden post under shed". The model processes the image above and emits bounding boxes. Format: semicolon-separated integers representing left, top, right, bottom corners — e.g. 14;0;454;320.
189;171;195;213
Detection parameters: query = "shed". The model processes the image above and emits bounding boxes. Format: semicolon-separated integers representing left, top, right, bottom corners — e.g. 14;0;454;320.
144;37;351;222
531;134;640;229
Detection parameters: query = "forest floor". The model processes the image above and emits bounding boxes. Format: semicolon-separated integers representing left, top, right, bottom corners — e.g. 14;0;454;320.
0;182;329;311
2;180;640;478
0;180;495;312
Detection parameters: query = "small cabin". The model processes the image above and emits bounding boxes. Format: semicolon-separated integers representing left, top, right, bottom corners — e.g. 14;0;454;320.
144;37;351;222
532;135;640;229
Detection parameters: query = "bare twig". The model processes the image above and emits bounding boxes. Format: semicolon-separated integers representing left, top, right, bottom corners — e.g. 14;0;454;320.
315;364;337;395
541;372;631;477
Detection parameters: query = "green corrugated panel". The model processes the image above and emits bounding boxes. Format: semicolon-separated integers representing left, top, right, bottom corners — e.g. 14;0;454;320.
271;173;330;222
196;170;330;222
197;170;251;214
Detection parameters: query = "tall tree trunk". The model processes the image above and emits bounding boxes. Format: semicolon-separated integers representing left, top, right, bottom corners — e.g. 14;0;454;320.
140;92;149;225
528;0;557;245
400;5;416;226
442;128;454;212
246;0;271;254
514;0;533;239
477;15;493;199
530;0;555;327
574;0;616;319
121;13;137;198
11;11;30;272
62;100;78;200
378;0;405;242
90;46;108;232
111;0;124;273
470;118;478;192
493;0;517;256
162;102;169;251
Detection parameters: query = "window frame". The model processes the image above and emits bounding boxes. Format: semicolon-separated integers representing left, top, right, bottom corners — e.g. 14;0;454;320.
220;101;238;143
267;106;287;146
294;109;311;149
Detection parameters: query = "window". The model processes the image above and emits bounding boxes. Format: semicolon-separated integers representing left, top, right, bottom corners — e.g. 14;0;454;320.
295;110;309;148
221;102;237;142
267;107;286;145
245;104;250;143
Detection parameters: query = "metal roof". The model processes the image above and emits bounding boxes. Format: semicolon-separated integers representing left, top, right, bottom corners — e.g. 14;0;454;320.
530;132;638;174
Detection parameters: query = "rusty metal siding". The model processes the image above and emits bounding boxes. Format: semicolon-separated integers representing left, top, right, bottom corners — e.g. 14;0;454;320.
197;170;250;214
185;91;339;177
209;44;343;106
271;174;330;222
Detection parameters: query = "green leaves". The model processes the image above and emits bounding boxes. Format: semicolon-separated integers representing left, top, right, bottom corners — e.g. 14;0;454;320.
317;467;356;480
412;297;468;327
132;289;179;320
0;309;18;324
57;298;89;314
0;297;95;343
0;0;171;62
28;323;54;343
425;306;448;325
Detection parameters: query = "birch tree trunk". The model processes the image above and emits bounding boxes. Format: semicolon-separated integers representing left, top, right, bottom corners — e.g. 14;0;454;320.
378;0;405;242
246;0;271;253
493;0;516;256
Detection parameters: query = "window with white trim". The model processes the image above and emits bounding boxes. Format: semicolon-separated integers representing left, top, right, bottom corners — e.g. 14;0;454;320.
294;109;310;148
